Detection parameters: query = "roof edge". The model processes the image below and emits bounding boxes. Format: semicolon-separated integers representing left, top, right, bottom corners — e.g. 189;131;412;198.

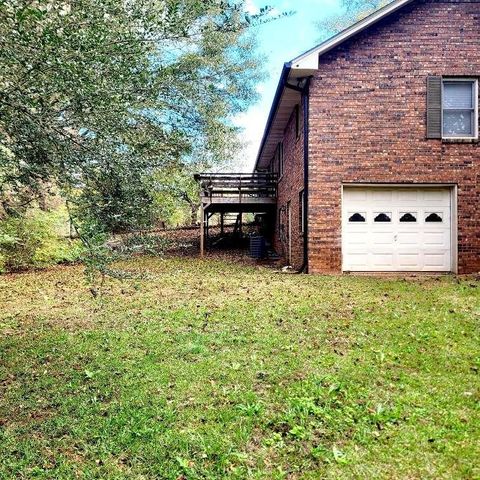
253;0;418;171
254;62;292;171
290;0;415;69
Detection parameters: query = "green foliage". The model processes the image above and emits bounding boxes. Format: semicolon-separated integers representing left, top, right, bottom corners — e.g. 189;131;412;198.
316;0;391;40
75;158;162;234
0;0;269;273
342;0;385;11
0;208;83;272
153;162;207;226
155;193;192;227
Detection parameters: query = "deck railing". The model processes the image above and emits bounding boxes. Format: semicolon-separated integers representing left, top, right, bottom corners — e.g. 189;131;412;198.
194;172;277;201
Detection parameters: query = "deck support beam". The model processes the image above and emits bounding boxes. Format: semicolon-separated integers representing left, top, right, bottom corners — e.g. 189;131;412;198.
200;205;205;257
206;213;210;244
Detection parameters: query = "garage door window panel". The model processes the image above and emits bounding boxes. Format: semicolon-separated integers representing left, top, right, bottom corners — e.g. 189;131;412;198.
400;212;417;222
348;212;366;222
425;212;443;223
374;212;392;223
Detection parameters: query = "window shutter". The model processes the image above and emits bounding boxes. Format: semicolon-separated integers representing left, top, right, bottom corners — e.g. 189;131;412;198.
426;76;442;139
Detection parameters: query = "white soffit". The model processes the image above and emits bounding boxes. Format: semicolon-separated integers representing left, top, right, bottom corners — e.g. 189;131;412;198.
257;86;300;169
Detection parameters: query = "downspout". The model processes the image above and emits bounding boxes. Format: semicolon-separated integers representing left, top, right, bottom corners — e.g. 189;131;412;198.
286;78;311;273
300;78;311;273
285;77;312;273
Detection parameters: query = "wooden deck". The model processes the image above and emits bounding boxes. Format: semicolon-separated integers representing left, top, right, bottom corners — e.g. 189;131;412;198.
194;172;277;213
194;172;278;255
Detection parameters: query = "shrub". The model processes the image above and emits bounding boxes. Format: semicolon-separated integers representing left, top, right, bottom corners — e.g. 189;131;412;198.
0;208;83;272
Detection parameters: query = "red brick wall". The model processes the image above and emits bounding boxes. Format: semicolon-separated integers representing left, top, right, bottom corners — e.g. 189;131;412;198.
307;0;480;274
273;100;305;268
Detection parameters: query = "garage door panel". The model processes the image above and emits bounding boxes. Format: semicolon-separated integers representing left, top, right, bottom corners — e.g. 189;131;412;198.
372;190;393;202
372;253;395;267
423;231;449;247
397;232;421;245
343;187;452;272
397;189;420;203
424;253;449;268
345;233;369;246
347;190;368;203
347;252;371;267
421;189;450;204
372;232;395;245
397;253;422;267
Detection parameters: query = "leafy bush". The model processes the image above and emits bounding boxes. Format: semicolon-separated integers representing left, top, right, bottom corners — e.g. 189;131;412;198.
0;208;83;272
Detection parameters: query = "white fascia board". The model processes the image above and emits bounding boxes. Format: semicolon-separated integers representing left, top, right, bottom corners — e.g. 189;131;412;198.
290;0;415;71
290;51;319;72
288;67;318;81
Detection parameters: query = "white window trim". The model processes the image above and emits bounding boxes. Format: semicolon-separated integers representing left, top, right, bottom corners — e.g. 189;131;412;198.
441;78;478;140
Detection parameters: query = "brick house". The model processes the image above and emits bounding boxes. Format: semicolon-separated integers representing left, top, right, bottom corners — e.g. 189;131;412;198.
254;0;479;274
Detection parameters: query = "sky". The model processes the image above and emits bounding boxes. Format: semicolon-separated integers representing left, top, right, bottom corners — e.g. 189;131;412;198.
234;0;344;170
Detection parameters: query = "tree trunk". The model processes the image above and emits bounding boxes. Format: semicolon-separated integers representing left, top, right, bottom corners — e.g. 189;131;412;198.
190;203;199;226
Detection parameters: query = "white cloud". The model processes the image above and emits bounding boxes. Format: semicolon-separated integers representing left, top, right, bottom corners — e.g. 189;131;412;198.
244;0;259;15
233;103;269;172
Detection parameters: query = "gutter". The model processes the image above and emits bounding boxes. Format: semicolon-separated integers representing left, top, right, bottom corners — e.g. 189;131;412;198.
285;78;311;273
285;77;311;273
254;62;292;172
301;78;311;272
253;62;311;272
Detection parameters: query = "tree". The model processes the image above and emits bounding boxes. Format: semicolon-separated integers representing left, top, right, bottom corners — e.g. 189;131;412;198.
155;164;202;227
316;0;390;39
154;155;236;227
0;0;274;273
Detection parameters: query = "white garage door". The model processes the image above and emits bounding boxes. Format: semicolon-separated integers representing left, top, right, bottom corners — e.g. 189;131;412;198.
342;187;452;272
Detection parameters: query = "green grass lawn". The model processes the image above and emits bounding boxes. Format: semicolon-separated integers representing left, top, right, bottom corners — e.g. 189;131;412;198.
1;256;479;479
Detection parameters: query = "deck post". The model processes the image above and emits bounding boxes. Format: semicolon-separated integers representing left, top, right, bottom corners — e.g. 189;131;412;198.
200;205;205;257
206;212;209;244
220;213;224;235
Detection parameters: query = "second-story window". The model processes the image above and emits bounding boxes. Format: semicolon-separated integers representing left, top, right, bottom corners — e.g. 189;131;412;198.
442;79;478;139
276;142;284;178
295;105;300;140
268;159;274;173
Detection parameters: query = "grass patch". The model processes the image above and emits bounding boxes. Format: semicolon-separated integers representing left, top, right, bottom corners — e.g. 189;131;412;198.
0;256;479;479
